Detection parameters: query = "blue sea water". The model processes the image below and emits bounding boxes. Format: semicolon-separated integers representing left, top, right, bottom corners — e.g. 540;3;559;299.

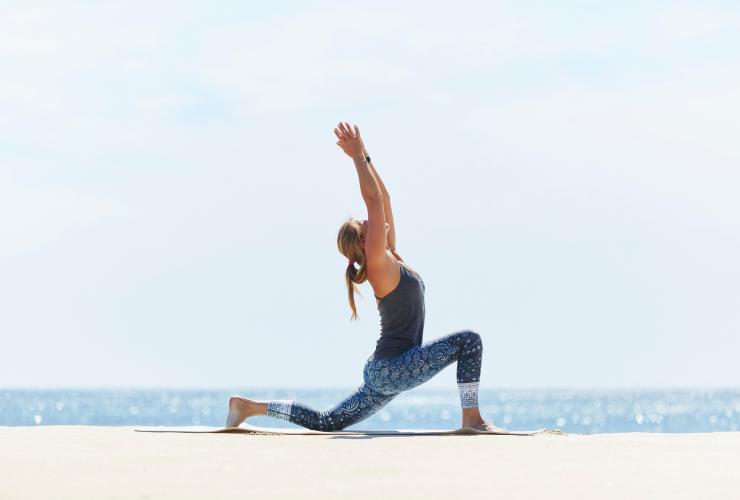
2;389;739;433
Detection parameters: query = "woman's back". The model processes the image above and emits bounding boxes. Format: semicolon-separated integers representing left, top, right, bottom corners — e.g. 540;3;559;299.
372;261;426;359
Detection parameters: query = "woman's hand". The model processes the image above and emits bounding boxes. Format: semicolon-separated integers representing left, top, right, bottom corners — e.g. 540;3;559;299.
334;122;366;160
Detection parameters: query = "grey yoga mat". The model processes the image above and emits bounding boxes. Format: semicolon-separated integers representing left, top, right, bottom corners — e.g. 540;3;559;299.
134;422;564;436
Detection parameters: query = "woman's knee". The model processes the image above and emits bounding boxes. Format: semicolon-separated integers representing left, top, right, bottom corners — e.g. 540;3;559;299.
317;412;349;432
322;420;346;432
458;329;483;352
460;329;482;344
328;420;347;432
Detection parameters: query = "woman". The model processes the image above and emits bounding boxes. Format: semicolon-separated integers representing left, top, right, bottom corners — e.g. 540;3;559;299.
225;122;498;432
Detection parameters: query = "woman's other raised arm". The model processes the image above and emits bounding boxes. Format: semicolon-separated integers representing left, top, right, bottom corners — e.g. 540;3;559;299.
365;153;397;254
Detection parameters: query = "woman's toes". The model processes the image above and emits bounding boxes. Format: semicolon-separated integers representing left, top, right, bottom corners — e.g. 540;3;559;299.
479;420;506;432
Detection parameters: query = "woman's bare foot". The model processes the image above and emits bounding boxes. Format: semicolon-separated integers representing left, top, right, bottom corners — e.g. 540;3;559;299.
461;408;506;432
463;418;507;432
225;396;267;428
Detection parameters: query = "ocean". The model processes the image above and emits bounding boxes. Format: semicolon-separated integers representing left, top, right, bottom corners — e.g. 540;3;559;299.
2;389;738;433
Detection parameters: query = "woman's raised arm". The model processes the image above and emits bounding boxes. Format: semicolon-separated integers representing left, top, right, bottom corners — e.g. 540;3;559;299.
335;122;387;264
365;154;397;253
335;123;382;203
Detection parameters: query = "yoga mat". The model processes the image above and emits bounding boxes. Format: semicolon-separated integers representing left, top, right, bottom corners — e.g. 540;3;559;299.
135;422;564;436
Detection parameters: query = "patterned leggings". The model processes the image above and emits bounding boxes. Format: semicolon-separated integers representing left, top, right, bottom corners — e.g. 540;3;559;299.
265;329;483;431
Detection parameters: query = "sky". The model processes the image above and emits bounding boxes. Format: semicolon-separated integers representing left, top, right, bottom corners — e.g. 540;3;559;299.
1;1;739;390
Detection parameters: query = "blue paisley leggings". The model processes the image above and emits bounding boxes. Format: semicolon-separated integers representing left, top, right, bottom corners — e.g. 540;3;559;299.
265;329;483;431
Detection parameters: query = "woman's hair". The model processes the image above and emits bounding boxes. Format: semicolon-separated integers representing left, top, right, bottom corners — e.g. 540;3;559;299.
337;217;367;320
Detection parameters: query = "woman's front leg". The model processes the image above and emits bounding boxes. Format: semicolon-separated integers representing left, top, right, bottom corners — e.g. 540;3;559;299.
366;330;482;394
365;330;494;429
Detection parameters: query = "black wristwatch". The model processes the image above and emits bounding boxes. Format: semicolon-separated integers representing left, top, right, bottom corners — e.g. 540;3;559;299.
364;154;372;163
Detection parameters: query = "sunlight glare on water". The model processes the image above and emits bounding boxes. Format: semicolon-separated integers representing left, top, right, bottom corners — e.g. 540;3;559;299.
1;389;739;433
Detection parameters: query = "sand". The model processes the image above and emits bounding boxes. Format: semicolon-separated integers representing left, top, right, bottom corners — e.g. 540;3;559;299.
1;426;738;499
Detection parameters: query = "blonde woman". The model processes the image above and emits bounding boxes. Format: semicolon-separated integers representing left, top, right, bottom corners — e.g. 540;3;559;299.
226;122;498;432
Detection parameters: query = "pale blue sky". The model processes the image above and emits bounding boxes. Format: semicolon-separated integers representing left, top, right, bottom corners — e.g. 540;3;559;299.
1;1;739;389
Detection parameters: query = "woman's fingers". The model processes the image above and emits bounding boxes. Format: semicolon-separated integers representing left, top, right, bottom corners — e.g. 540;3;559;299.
336;121;360;141
338;122;349;138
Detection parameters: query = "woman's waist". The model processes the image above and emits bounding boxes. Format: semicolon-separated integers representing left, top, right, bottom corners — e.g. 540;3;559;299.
375;331;420;347
367;335;421;363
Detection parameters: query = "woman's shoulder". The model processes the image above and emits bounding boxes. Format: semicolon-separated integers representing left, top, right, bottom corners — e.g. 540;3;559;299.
368;251;403;300
385;248;420;277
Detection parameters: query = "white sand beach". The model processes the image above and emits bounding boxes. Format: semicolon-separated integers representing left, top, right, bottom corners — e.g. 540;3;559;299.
1;426;738;499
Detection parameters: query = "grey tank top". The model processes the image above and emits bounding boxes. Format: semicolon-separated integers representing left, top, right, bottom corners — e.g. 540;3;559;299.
372;261;426;359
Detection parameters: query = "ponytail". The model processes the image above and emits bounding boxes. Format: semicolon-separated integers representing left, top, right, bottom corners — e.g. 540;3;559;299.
337;216;368;321
345;257;368;321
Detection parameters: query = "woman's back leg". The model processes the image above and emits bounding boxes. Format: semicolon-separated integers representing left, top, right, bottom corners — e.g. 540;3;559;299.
276;384;396;432
227;384;397;432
